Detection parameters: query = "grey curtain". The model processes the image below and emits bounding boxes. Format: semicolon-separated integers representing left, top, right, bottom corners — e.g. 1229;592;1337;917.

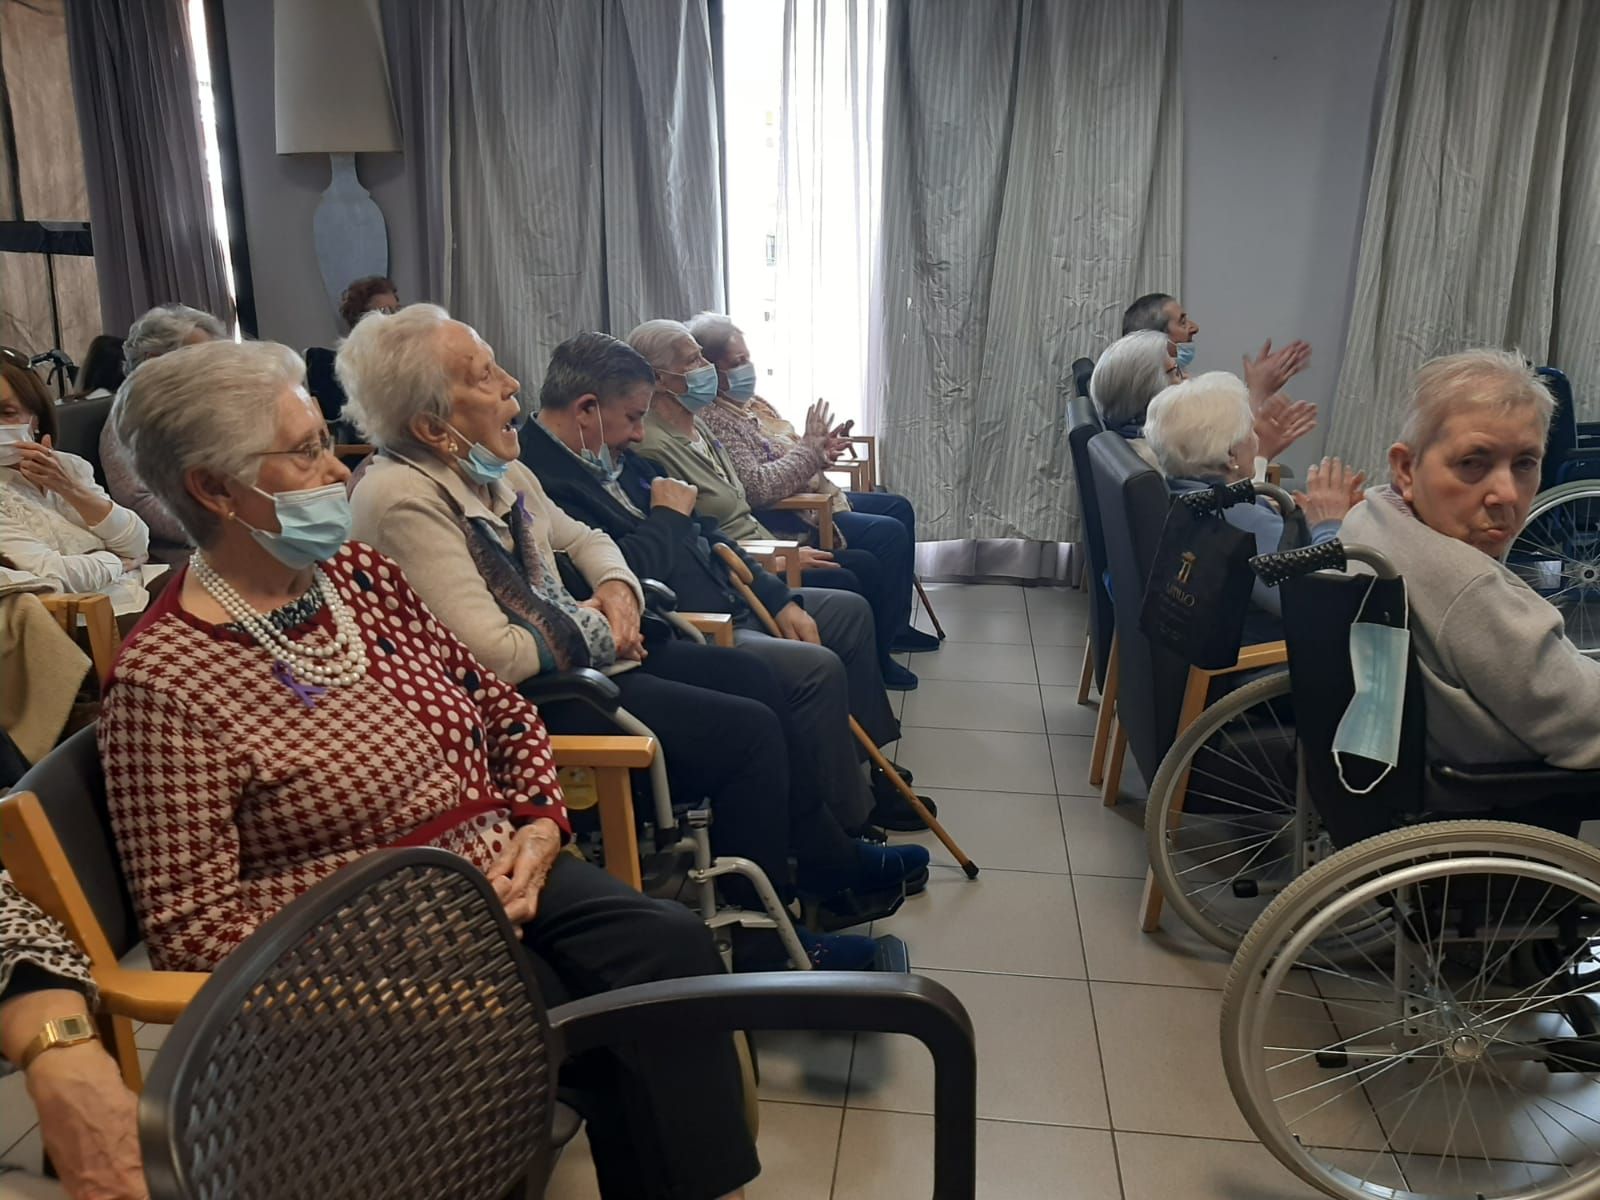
64;0;233;335
872;0;1182;545
1328;0;1600;475
379;0;724;387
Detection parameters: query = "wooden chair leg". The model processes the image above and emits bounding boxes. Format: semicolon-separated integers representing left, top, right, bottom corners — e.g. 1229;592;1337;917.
1075;640;1094;705
1139;868;1166;933
104;1013;142;1091
595;766;643;891
1100;720;1127;808
913;578;945;640
1088;636;1119;785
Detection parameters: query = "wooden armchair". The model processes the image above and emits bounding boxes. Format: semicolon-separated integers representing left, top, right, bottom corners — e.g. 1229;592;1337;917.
738;538;804;586
39;592;119;690
766;492;835;550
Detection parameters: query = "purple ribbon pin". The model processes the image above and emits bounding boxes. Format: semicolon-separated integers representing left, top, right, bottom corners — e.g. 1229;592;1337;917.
273;660;327;709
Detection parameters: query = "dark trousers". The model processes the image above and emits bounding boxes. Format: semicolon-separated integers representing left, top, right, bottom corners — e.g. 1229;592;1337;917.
845;489;917;542
522;855;760;1199
837;495;916;641
800;547;900;671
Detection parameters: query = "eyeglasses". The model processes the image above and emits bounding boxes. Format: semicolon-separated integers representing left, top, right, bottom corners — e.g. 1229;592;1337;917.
251;428;336;469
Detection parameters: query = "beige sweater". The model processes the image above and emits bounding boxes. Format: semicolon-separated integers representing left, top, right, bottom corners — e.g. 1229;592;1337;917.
349;452;641;684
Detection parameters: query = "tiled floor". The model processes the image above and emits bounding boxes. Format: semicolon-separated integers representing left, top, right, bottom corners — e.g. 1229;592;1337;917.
0;582;1372;1197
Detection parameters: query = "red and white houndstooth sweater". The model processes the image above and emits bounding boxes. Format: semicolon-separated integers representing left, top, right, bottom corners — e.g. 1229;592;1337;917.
98;542;570;972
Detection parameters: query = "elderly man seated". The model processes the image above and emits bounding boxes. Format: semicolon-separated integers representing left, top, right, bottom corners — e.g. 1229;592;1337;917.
338;307;927;955
1144;371;1364;635
625;318;920;690
1340;349;1600;787
521;331;936;835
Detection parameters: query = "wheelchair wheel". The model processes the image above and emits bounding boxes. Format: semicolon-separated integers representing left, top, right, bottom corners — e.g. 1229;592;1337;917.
1508;482;1600;656
1222;820;1600;1199
1145;671;1307;951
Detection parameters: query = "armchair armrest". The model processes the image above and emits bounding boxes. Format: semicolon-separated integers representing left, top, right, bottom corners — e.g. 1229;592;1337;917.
681;611;735;647
97;966;209;1024
740;539;804;587
548;734;656;890
769;493;835;549
843;435;878;491
1176;641;1287;734
518;667;621;715
39;592;119;689
1429;760;1600;797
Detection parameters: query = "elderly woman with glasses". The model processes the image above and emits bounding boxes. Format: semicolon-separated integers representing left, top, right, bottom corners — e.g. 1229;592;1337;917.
338;305;926;959
103;338;764;1199
0;356;150;614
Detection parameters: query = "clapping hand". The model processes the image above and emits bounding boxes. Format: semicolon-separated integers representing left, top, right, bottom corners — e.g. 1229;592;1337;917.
1253;393;1319;462
1242;339;1312;407
1293;457;1367;527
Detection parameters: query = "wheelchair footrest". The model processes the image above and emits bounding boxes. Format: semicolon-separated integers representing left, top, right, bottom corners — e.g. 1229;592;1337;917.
872;935;911;974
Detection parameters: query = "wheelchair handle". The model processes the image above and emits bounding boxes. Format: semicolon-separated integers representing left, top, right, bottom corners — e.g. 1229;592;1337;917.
1178;479;1297;516
1250;539;1400;585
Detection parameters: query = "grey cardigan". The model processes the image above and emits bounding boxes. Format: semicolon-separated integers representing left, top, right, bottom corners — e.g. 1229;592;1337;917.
1340;486;1600;769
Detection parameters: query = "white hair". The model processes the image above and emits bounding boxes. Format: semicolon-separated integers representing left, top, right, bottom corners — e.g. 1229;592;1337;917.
686;312;742;363
627;319;695;371
1398;348;1553;457
1089;330;1171;427
115;340;304;544
335;303;454;449
1143;371;1255;481
123;303;226;372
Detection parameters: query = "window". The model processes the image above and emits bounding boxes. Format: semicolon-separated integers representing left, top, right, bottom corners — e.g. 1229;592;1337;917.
186;0;239;337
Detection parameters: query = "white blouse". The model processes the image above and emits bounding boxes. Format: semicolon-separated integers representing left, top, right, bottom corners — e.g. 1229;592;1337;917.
0;451;151;614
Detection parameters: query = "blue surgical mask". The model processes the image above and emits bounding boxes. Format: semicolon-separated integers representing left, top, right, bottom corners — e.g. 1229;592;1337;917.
1174;342;1197;371
724;362;757;402
677;364;720;412
1332;580;1410;794
240;482;352;569
579;410;623;484
446;422;512;486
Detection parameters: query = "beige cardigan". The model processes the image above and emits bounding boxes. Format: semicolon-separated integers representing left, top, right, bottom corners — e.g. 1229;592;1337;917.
349;451;641;684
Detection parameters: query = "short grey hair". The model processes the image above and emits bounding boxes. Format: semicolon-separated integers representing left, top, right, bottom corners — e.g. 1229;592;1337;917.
123;304;226;372
115;340;305;545
627;319;694;371
335;303;454;449
1143;371;1255;481
1090;331;1171;427
686;312;741;363
1398;348;1553;457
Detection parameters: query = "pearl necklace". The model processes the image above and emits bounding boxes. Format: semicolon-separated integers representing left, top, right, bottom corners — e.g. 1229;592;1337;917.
191;553;368;688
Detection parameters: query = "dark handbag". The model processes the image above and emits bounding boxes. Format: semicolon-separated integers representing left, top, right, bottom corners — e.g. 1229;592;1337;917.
1139;481;1262;670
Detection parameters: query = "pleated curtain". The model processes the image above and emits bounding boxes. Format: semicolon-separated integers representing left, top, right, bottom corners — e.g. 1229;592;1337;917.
378;0;725;388
872;0;1182;544
1328;0;1600;477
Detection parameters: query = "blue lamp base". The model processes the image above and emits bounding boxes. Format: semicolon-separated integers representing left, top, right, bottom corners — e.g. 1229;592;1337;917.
312;152;389;310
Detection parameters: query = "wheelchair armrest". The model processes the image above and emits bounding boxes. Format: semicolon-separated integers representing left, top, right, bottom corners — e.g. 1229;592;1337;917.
518;667;622;714
1429;760;1600;797
640;578;679;612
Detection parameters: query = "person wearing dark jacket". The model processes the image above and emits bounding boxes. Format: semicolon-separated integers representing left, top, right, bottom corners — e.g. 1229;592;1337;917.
522;332;934;834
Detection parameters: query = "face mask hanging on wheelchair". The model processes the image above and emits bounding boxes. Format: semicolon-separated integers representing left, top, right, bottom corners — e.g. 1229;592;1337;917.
1332;577;1410;794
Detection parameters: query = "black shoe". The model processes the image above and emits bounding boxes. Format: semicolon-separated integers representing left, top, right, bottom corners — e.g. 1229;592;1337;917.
805;883;907;932
882;660;919;691
849;823;890;844
871;763;917;797
891;628;943;653
870;767;938;832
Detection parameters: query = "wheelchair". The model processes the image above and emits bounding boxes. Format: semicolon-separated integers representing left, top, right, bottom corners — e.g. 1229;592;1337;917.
1217;537;1600;1200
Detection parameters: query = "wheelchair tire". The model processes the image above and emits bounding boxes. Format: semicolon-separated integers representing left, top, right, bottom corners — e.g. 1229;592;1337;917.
1508;482;1600;656
1144;671;1301;952
1222;820;1600;1199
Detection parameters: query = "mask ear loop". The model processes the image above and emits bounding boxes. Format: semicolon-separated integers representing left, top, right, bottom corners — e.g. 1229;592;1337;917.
1334;573;1411;795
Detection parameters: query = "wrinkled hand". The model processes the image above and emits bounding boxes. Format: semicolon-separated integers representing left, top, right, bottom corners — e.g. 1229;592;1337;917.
797;546;838;571
1253;393;1319;462
27;1042;148;1199
1293;457;1367;527
804;399;834;440
774;600;820;644
486;818;563;926
14;436;113;527
1242;339;1312;407
590;579;645;660
649;476;699;517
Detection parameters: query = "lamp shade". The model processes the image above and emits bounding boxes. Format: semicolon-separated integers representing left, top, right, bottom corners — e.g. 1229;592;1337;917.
274;0;400;155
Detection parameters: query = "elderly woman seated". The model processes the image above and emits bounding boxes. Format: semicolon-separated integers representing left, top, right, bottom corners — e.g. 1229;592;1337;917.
1093;330;1318;477
0;358;150;615
338;305;925;958
102;303;226;564
105;338;763;1199
687;313;937;664
1341;349;1600;781
627;318;918;689
1144;371;1363;633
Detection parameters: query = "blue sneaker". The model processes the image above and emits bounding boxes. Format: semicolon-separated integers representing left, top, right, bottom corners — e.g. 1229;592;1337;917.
854;840;930;893
795;926;881;970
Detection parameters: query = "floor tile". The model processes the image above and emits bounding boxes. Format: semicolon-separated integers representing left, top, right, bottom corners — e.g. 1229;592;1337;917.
1041;684;1101;736
915;583;1026;611
912;607;1032;644
880;868;1085;978
897;791;1069;875
902;641;1039;684
1059;797;1149;879
901;680;1045;733
893;728;1057;794
1048;734;1104;798
1036;649;1086;687
1072;874;1233;990
1115;1131;1405;1200
135;1022;171;1052
834;1110;1120;1200
544;1126;602;1199
849;970;1107;1128
1022;585;1091;613
1026;607;1091;647
0;1074;34;1163
751;1030;854;1106
0;1127;43;1178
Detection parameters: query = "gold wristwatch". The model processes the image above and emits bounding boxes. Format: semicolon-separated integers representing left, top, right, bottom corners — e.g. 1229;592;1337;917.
19;1014;98;1069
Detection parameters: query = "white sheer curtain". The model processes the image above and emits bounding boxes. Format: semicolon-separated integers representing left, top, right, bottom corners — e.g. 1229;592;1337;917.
1329;0;1600;474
